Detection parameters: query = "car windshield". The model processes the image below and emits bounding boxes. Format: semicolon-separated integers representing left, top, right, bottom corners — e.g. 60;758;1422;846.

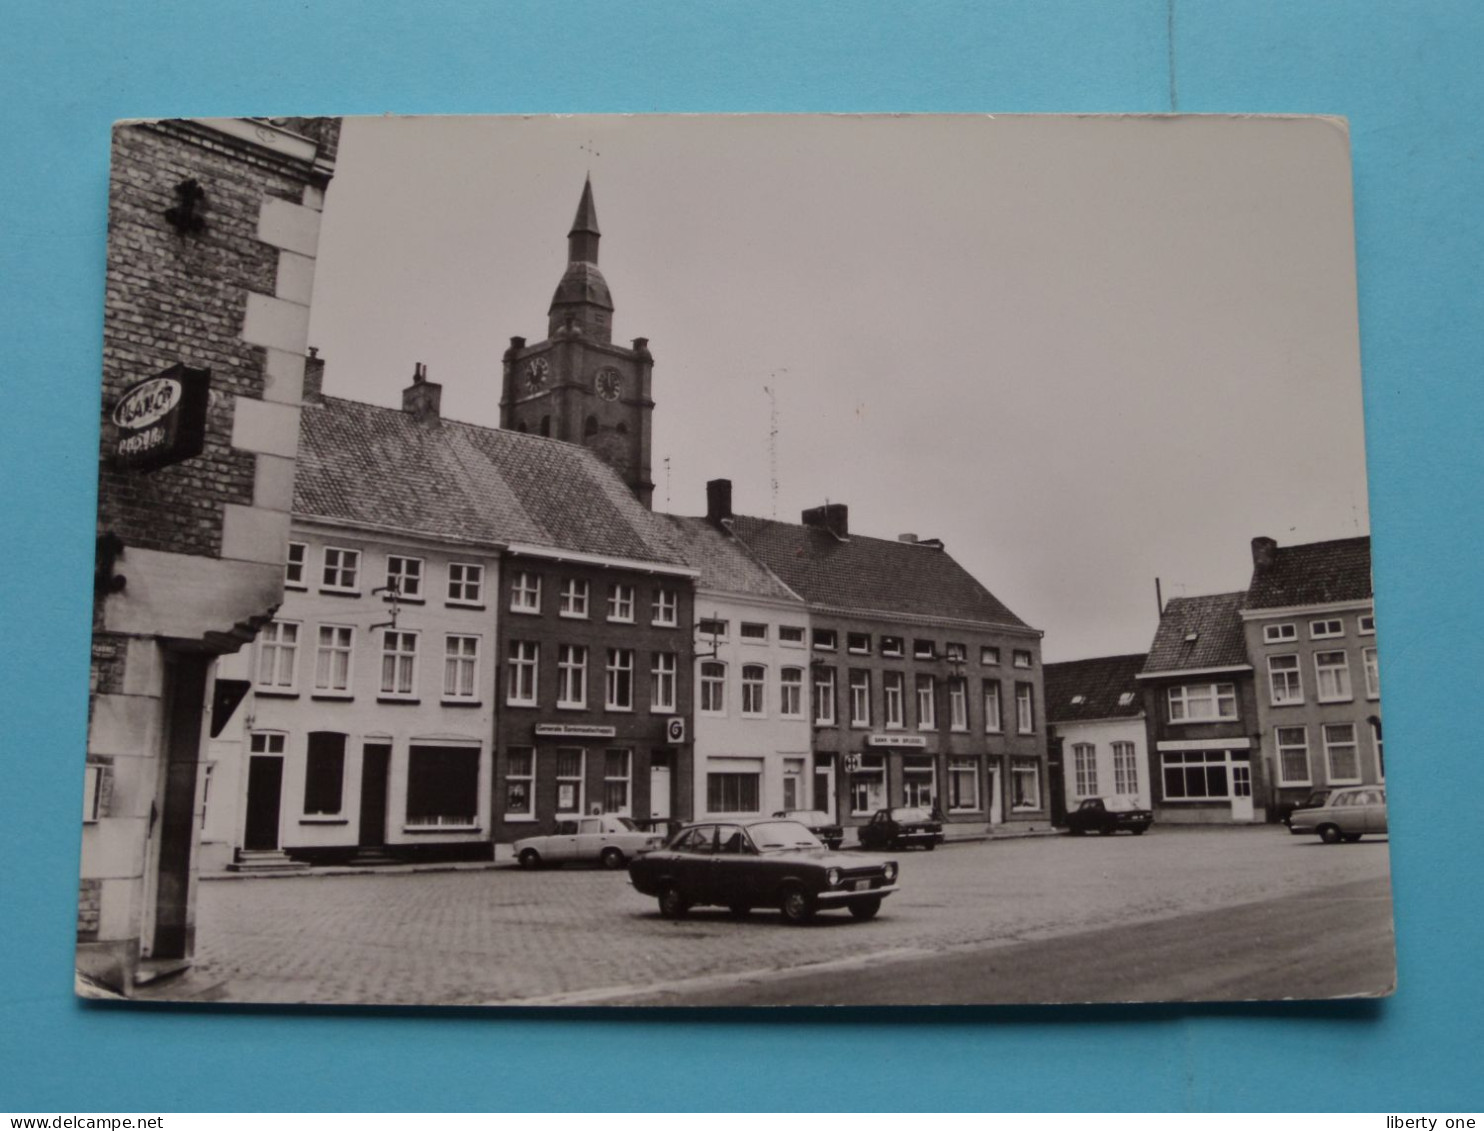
894;807;934;822
614;817;639;831
745;821;824;852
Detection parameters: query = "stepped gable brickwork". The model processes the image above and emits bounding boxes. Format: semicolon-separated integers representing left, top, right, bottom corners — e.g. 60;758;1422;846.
1044;653;1148;724
727;514;1029;627
1246;535;1372;609
295;394;687;565
1143;592;1249;672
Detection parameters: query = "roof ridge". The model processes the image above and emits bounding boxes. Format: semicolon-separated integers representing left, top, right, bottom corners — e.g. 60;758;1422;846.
317;392;605;456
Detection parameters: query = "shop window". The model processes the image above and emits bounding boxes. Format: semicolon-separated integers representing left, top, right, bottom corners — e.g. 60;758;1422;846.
505;748;534;818
604;749;632;814
707;772;760;814
1161;751;1231;800
903;755;936;808
1011;757;1041;811
850;755;886;816
406;745;479;827
948;757;980;812
555;748;585;814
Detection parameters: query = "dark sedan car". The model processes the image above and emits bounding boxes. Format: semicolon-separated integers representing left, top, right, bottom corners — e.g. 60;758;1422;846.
771;808;844;850
1065;796;1153;836
628;818;899;924
856;806;944;851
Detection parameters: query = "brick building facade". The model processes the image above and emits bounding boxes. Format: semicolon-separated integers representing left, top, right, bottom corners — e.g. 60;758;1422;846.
81;117;340;993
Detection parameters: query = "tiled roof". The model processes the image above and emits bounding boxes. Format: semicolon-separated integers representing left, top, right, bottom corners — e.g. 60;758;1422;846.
1246;536;1372;609
294;396;687;566
728;515;1032;630
1044;654;1148;723
659;516;802;603
1142;592;1250;674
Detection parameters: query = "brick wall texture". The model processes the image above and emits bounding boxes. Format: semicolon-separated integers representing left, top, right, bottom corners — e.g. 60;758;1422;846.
77;878;102;938
96;119;336;557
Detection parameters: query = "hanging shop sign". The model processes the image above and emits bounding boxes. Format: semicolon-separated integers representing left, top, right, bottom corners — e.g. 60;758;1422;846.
111;363;210;471
534;723;617;738
665;717;687;744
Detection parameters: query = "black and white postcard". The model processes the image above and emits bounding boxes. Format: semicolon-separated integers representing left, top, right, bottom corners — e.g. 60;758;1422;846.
79;114;1392;1006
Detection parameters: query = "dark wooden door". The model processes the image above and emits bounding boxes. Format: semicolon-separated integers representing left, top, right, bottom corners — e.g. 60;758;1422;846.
359;744;391;848
153;653;209;959
243;756;284;852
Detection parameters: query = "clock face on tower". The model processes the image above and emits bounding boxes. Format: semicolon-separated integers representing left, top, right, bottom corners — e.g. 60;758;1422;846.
594;367;623;401
524;357;549;393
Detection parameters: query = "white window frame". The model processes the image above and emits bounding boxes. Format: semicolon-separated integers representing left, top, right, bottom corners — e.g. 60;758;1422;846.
880;636;904;658
506;641;538;706
1314;650;1353;703
321;546;361;593
983;681;1002;733
505;747;535;819
606;584;635;623
1358;614;1376;636
1011;757;1041;811
812;666;837;726
902;756;937;808
980;645;1000;666
605;648;635;711
603;748;632;816
847;632;872;655
741;663;767;717
698;617;729;641
778;624;806;648
1160;750;1233;801
1016;682;1035;735
947;756;981;812
913;639;936;660
1267;653;1303;705
1309;618;1345;640
699;660;727;715
1072;743;1098;796
848;670;871;727
1363;647;1379;699
1323;723;1361;785
707;771;762;816
1012;649;1033;669
312;624;355;697
849;754;886;817
1371;718;1385;782
378;629;419;699
285;541;308;589
650;652;678;713
651;587;678;626
249;731;287;757
510;570;541;614
779;667;804;718
385;555;424;601
882;671;905;729
83;764;105;823
1166;682;1238;722
442;634;480;703
915;674;936;730
555;748;585;814
559;578;590;619
556;645;588;709
1263;622;1297;644
256;620;300;691
948;677;969;731
813;628;838;652
447;562;484;606
1276;726;1311;786
739;622;769;644
1112;741;1139;795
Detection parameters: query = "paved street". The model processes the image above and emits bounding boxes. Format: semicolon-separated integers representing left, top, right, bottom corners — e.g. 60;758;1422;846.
180;827;1393;1007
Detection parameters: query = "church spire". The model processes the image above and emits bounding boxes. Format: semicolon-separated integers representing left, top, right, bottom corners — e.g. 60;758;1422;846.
549;175;614;342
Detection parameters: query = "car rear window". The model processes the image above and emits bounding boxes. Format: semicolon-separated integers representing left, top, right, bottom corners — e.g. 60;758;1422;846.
895;807;934;822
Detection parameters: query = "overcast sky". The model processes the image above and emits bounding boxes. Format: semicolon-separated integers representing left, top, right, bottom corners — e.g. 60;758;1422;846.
306;114;1370;664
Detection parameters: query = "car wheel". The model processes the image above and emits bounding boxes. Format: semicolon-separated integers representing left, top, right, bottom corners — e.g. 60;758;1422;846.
658;884;689;919
1068;827;1085;836
848;897;882;921
1131;828;1146;836
517;848;541;869
1098;825;1115;836
1343;833;1363;843
779;886;816;924
924;841;936;851
599;847;625;870
728;902;751;918
1318;824;1342;845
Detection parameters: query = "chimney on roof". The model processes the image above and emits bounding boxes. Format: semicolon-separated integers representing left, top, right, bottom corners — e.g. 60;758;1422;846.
706;478;733;525
802;502;849;538
302;347;324;405
401;362;442;424
1252;536;1278;572
898;533;918;543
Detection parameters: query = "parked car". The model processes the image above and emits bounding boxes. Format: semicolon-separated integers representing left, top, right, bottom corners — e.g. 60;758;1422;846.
772;809;844;850
514;815;664;869
856;806;944;851
631;816;683;841
1288;785;1388;844
1281;788;1335;828
628;818;899;923
1065;796;1153;836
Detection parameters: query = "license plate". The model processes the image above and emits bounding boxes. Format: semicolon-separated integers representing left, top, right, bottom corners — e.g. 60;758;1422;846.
851;879;869;891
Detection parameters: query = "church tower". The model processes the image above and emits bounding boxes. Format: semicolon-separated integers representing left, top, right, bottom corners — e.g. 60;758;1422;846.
500;177;655;508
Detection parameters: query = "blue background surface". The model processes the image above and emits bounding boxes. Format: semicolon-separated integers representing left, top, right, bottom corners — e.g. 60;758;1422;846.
2;0;1481;1112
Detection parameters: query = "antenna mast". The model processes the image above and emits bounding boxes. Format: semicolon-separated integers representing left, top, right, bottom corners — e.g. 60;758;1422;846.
764;379;780;518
